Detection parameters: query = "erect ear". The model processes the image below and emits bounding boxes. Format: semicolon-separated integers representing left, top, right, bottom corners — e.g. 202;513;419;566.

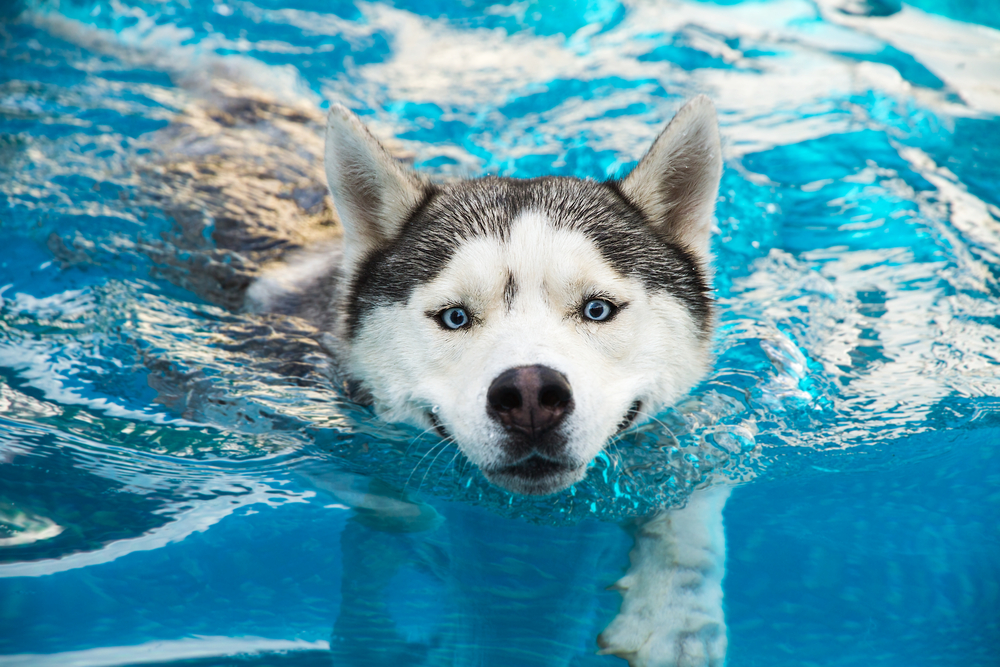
619;95;722;260
324;105;428;258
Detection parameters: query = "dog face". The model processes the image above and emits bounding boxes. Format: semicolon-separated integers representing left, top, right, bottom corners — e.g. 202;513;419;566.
324;98;722;495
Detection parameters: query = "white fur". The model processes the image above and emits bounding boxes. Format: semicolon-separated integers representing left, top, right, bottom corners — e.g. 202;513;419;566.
348;209;711;486
245;242;342;314
621;94;722;263
324;104;427;274
254;97;729;667
599;486;730;667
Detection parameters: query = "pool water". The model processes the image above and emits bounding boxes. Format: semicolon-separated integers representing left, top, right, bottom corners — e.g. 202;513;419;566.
1;0;999;665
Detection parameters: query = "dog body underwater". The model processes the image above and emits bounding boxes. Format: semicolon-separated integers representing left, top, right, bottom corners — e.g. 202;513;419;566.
248;96;729;666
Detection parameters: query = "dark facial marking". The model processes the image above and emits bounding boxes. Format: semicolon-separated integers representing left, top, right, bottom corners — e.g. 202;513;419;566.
503;271;517;311
428;410;450;439
347;184;437;335
346;176;712;338
616;400;641;433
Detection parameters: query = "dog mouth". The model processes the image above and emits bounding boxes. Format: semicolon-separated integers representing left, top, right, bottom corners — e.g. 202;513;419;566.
499;455;574;480
616;400;642;433
428;400;641;495
427;410;450;439
484;455;582;496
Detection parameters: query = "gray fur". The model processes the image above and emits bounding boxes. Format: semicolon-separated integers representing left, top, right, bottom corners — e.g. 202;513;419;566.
345;175;713;339
253;100;721;361
620;95;722;261
245;95;729;667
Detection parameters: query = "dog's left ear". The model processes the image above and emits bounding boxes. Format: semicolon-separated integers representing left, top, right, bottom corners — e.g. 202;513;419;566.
325;105;429;259
619;95;722;260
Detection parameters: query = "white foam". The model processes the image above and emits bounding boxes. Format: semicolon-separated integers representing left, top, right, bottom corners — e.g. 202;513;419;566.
0;637;329;667
21;5;319;107
0;481;317;578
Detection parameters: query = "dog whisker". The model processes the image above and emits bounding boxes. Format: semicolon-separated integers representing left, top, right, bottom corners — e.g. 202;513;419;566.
445;449;463;473
635;409;678;442
604;436;625;473
404;423;445;456
417;439;455;491
405;440;448;489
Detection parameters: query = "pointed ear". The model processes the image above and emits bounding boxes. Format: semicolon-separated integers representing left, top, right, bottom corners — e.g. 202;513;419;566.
619;95;722;260
324;105;428;257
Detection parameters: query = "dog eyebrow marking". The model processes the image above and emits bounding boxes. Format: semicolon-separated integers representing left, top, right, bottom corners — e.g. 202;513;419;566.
503;271;517;311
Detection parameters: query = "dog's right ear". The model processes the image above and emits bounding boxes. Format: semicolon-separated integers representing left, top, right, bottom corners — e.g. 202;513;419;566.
325;105;428;258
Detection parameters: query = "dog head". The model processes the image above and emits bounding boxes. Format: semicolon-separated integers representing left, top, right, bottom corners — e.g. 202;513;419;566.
325;98;722;495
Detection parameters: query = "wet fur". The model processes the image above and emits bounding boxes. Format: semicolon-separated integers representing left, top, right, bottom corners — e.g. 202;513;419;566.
250;98;719;495
248;96;730;665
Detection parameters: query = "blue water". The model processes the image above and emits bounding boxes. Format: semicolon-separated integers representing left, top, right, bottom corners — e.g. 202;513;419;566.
2;0;1000;665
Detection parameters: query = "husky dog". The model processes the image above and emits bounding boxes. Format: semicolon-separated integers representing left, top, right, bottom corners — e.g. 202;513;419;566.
249;96;728;666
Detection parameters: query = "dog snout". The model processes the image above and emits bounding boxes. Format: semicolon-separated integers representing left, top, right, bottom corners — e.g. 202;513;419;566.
486;365;574;437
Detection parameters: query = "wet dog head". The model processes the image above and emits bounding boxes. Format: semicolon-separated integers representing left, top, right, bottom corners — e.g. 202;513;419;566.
325;98;722;495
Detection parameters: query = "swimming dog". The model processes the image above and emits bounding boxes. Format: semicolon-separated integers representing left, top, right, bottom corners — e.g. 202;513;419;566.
247;96;729;666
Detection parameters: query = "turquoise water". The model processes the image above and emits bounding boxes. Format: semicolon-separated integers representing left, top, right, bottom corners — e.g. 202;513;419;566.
1;0;999;664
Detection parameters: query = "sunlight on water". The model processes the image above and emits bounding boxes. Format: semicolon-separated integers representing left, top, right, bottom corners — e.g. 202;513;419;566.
3;0;998;521
1;0;999;663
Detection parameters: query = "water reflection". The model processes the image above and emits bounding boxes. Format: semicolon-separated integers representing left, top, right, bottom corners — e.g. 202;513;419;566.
1;0;999;664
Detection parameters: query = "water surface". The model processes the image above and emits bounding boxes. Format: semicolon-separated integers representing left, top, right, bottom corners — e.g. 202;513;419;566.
1;0;999;664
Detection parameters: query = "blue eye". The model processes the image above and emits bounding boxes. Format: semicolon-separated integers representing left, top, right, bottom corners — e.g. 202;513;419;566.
440;307;470;329
583;299;615;322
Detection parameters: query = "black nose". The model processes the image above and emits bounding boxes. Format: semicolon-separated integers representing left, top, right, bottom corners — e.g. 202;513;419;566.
486;365;574;437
